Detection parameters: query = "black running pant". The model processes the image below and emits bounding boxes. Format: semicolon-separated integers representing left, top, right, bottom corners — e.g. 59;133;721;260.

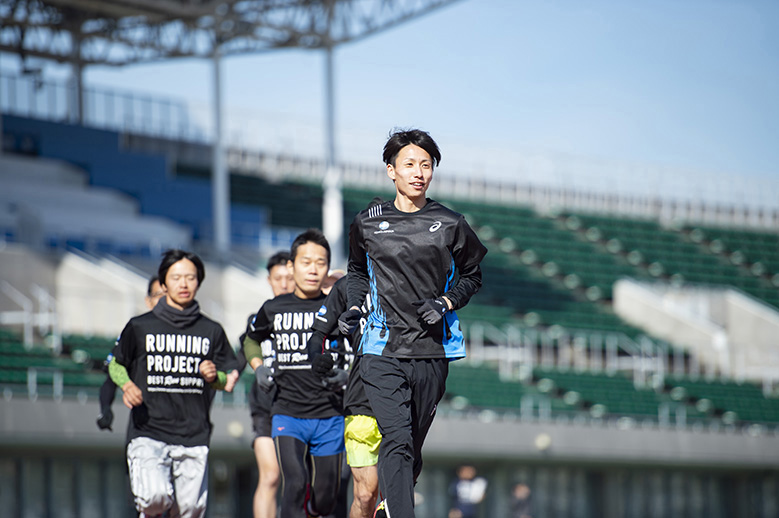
361;355;449;518
274;435;343;518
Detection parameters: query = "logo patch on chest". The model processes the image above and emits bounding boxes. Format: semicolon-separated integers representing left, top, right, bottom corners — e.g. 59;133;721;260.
374;220;395;234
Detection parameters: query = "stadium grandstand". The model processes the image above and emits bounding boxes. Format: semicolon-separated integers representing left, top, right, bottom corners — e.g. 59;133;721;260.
2;2;779;518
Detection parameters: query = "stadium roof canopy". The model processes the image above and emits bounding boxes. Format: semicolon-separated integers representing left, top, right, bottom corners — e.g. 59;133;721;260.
0;0;461;258
0;0;459;66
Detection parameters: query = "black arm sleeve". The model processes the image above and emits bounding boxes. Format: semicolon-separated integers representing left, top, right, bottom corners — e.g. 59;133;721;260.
443;216;488;310
98;376;116;410
306;329;328;358
346;217;370;310
307;276;349;357
313;276;349;334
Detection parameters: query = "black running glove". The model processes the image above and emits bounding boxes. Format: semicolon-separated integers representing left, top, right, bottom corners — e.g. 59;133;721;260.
255;365;275;393
338;308;361;335
412;297;449;325
96;407;113;431
321;368;349;392
311;353;335;379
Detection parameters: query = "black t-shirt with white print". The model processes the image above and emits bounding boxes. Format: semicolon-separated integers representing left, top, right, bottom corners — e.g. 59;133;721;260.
347;199;488;359
247;292;343;419
112;310;236;447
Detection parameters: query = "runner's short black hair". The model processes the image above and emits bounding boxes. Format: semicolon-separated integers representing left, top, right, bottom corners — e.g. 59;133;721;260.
146;275;160;296
290;229;331;266
267;251;291;271
158;249;205;286
382;128;441;168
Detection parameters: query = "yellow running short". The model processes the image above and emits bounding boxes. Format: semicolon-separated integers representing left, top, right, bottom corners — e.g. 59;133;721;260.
344;415;382;468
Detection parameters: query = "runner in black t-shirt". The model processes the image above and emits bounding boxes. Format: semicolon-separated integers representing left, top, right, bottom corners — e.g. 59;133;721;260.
109;249;238;518
340;129;488;518
238;251;294;518
244;229;345;518
308;274;380;518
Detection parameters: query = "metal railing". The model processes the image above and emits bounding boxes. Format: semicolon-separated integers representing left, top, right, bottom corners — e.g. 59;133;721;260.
466;321;691;392
0;281;59;351
227;146;779;230
1;71;203;143
3;70;779;230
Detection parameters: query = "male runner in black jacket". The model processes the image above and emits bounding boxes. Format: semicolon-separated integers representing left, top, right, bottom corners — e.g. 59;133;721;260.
308;274;379;518
340;129;487;518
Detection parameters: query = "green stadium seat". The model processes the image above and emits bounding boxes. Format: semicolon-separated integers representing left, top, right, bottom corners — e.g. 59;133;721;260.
666;376;779;424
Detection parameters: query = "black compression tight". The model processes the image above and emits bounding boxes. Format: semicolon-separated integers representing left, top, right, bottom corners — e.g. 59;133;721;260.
274;435;343;518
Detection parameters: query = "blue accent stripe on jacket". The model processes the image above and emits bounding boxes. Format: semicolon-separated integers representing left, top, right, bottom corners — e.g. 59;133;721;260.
442;253;465;358
360;254;389;355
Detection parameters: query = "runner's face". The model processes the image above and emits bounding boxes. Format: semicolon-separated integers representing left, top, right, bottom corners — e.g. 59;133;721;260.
145;280;165;310
387;144;433;202
290;242;328;299
321;270;344;295
268;264;294;297
164;259;199;309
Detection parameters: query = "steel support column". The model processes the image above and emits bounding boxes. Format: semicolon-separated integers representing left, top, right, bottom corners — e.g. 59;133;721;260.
212;47;230;256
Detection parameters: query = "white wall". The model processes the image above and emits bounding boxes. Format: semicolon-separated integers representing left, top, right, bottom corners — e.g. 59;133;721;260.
56;252;269;343
56;252;147;336
219;264;273;346
613;279;728;369
614;279;779;381
725;291;779;380
0;244;58;314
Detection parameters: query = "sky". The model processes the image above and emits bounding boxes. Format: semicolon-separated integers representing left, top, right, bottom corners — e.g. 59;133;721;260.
2;0;779;204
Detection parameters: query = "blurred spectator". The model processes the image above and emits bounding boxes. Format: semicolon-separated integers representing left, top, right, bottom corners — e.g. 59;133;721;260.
509;482;533;518
449;464;488;518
